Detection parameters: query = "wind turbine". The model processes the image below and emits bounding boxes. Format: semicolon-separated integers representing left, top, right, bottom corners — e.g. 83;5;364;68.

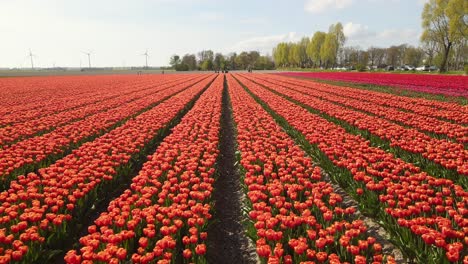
28;49;36;69
142;49;149;69
83;51;92;68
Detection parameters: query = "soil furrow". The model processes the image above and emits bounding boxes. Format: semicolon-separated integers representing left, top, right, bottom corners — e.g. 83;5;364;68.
206;75;257;264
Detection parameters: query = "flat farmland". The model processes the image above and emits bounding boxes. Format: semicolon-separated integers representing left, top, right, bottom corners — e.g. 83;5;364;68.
0;73;466;264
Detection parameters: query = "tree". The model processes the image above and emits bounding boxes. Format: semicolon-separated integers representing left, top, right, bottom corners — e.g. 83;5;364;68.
367;47;386;68
197;50;214;63
227;52;237;70
446;0;468;39
330;22;346;65
255;55;275;70
341;46;368;69
273;43;290;67
307;31;326;67
404;46;424;66
341;46;354;66
248;51;261;65
421;0;467;72
396;44;408;66
386;46;400;66
196;50;214;71
213;53;225;70
357;50;369;71
288;43;300;67
421;40;438;65
200;60;213;71
319;23;346;68
169;55;181;68
235;51;251;69
175;63;189;71
273;45;279;66
320;33;337;68
181;54;197;70
450;39;467;70
296;37;309;67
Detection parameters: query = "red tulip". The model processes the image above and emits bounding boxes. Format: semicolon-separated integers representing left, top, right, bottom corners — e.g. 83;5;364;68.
195;244;206;255
182;249;192;259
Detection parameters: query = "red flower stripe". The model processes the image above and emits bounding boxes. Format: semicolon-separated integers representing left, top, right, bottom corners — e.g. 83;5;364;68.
234;74;467;263
227;74;392;264
255;74;467;143
0;75;202;147
279;72;468;98
64;74;223;264
0;75;192;127
0;74;210;181
275;74;468;123
0;74;216;263
241;74;468;175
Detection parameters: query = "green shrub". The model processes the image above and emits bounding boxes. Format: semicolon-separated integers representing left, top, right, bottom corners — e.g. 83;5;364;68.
175;63;189;71
356;64;366;72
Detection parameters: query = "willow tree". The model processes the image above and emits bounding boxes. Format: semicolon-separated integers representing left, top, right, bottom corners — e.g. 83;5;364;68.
331;22;346;65
320;33;337;68
288;43;301;67
298;37;310;67
307;31;326;67
421;0;467;72
273;42;290;67
318;23;346;68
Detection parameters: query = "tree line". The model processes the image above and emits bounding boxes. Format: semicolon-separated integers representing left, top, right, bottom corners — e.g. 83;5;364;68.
272;0;466;72
169;50;274;71
273;23;346;69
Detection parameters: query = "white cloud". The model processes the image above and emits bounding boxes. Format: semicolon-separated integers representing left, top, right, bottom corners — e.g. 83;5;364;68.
228;32;300;54
343;22;374;39
304;0;353;13
343;22;420;48
377;29;421;45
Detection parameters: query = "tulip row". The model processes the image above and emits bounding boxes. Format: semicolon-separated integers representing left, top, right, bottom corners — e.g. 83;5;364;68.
234;74;467;263
0;75;200;147
256;74;467;143
242;74;468;179
0;75;143;126
275;74;468;124
227;74;393;264
0;74;211;189
279;72;468;97
0;74;216;263
0;75;184;127
64;74;223;264
0;75;111;119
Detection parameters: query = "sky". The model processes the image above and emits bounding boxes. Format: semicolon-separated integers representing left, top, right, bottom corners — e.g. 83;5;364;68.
0;0;428;68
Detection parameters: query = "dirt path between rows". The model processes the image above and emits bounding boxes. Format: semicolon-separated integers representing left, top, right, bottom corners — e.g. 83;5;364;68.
206;76;257;264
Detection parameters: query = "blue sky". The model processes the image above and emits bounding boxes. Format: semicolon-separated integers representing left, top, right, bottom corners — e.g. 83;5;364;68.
0;0;427;68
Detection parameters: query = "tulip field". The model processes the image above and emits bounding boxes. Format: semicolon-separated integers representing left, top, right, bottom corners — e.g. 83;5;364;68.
279;72;468;98
0;73;466;264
